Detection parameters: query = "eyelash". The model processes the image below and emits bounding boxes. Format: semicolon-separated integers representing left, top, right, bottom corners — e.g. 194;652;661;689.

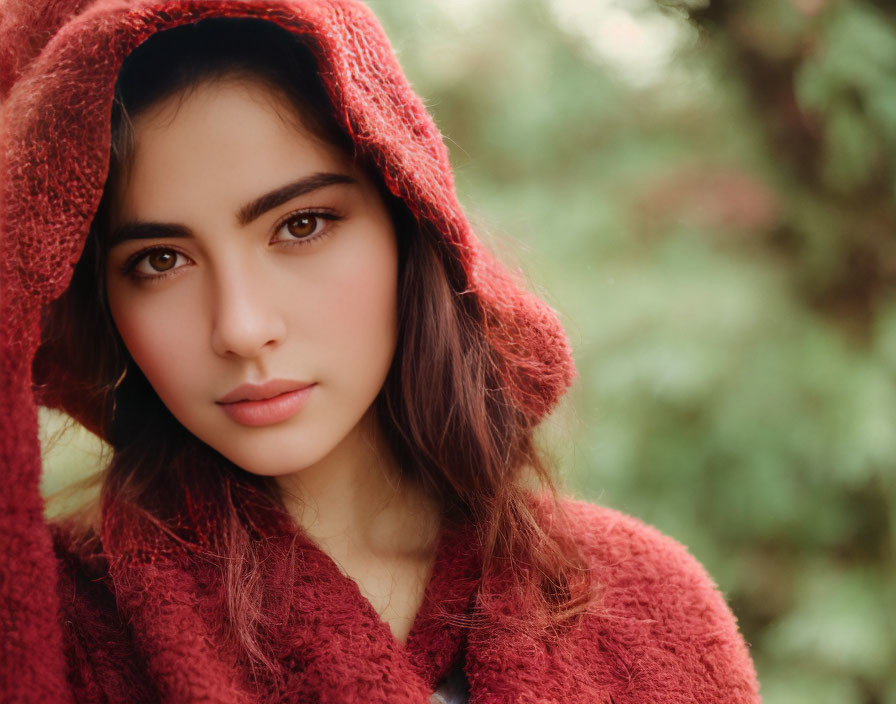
119;208;344;283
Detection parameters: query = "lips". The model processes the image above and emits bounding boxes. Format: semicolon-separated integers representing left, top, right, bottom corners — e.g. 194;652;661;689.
216;379;316;427
216;379;314;404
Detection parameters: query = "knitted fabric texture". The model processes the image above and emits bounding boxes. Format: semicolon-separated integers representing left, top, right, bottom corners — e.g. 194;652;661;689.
0;1;761;702
46;498;761;704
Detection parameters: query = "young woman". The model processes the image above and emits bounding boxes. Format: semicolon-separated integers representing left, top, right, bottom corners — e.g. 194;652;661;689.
0;1;762;702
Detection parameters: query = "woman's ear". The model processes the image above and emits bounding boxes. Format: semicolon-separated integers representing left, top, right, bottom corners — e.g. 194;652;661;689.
0;0;94;99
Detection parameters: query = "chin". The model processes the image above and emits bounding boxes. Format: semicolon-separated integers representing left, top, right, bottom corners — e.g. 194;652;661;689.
212;440;330;478
182;402;379;479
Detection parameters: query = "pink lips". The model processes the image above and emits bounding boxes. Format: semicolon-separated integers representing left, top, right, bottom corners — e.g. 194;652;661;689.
216;379;315;427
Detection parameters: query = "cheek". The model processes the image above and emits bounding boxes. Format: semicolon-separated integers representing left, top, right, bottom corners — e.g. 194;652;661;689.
108;288;205;399
314;226;398;376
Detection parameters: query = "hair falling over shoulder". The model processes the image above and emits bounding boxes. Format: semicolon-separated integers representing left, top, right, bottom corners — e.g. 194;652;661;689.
36;18;599;678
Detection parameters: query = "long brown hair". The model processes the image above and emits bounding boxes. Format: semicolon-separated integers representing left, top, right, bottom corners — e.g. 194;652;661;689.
38;17;597;677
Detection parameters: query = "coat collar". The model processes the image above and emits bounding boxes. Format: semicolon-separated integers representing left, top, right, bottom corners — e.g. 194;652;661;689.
97;489;590;703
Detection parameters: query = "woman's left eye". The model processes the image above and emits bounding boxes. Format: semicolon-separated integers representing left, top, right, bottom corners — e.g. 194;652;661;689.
272;212;334;243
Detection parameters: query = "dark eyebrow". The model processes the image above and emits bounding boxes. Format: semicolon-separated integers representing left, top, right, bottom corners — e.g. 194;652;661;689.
108;171;358;247
236;171;357;226
108;222;191;247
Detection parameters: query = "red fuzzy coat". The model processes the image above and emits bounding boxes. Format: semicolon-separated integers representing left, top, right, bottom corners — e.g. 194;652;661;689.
43;497;761;703
0;0;761;701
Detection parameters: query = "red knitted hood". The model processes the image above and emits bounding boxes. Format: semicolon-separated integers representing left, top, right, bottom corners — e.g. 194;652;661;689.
0;0;575;444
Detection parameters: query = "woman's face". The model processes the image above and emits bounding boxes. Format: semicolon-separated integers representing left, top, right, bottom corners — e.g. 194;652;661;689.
105;78;398;477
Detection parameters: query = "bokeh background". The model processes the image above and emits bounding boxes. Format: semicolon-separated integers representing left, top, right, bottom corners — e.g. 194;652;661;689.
39;0;896;702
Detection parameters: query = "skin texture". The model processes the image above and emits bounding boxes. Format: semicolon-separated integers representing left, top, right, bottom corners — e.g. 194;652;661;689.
104;78;440;642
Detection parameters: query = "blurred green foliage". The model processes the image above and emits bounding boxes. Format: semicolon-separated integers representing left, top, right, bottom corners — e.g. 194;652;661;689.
365;0;895;700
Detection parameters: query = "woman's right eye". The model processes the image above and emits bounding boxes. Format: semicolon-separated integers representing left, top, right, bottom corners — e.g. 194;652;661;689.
126;247;190;279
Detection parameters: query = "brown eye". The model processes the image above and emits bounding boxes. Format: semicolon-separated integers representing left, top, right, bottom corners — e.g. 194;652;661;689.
273;211;337;245
124;247;189;280
285;215;319;239
147;250;177;272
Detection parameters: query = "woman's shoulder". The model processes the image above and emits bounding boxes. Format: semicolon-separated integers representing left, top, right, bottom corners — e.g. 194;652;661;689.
48;520;118;632
48;520;128;648
50;520;108;574
557;497;717;580
549;496;762;702
545;496;718;586
49;520;157;700
554;495;745;627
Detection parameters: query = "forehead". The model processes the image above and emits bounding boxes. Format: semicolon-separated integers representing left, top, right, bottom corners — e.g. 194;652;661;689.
116;78;355;218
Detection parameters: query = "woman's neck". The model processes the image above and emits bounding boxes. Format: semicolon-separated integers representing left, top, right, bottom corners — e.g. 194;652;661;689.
272;412;443;642
273;411;442;562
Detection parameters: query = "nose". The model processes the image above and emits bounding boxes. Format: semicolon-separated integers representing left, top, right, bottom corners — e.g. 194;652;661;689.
209;262;286;359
